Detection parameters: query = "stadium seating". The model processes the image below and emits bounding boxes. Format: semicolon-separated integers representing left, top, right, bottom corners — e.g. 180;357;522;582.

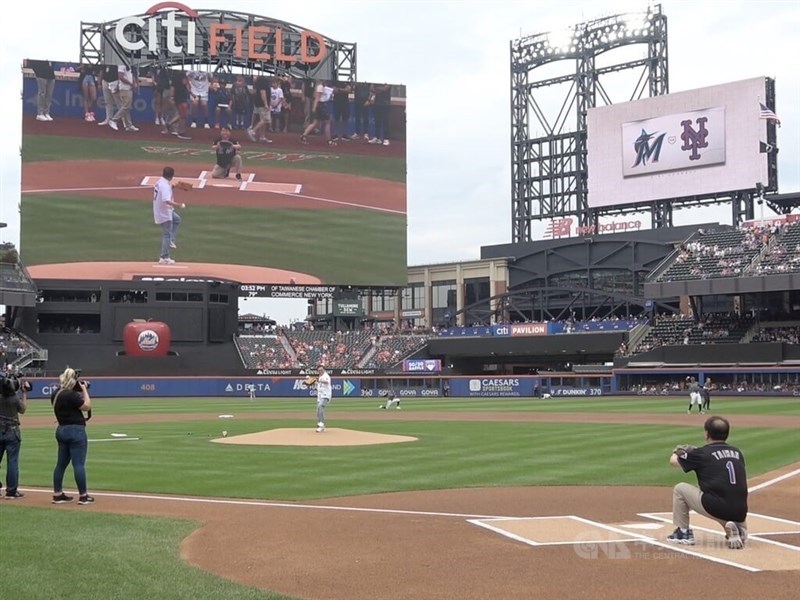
633;313;754;354
235;335;295;370
657;227;769;282
751;222;800;275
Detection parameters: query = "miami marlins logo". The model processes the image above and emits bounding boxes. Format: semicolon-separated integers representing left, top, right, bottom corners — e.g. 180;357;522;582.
632;129;666;168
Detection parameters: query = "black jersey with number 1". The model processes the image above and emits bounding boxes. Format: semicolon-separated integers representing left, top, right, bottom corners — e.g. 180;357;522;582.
678;442;748;522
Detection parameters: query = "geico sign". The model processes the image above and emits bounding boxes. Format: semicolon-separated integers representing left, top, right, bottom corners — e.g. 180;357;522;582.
114;2;327;63
577;220;642;236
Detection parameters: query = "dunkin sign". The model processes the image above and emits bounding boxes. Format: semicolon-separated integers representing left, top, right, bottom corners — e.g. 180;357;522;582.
113;2;328;63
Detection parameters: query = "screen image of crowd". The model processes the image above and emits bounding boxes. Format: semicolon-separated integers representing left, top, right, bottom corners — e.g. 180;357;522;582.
24;60;406;147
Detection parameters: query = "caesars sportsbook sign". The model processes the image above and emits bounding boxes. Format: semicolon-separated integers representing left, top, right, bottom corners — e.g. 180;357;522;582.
112;2;328;64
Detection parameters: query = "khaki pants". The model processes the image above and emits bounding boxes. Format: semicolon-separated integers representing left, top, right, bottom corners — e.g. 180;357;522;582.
672;482;744;531
211;155;242;178
112;88;134;128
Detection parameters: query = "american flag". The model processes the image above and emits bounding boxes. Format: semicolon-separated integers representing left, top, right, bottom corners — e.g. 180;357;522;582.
759;103;781;126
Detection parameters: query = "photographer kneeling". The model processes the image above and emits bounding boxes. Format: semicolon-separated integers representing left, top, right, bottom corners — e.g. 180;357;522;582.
51;368;94;505
0;373;30;498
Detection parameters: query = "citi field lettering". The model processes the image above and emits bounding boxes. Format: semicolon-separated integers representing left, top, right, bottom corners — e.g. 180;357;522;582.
115;7;198;54
114;3;327;64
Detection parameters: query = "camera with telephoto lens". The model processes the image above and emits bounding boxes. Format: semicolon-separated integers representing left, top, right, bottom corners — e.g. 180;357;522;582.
72;369;91;392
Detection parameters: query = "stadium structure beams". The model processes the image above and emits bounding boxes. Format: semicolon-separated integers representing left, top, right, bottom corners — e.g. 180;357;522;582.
454;284;674;327
510;5;669;241
80;9;356;81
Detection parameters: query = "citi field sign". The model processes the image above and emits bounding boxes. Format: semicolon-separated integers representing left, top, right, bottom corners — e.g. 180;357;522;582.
113;2;328;64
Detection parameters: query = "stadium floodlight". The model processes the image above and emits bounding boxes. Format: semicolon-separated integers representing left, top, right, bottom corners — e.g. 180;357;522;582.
548;27;576;54
510;4;670;239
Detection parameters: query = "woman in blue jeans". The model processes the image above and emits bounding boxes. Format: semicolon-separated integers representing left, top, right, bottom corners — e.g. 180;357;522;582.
50;368;94;505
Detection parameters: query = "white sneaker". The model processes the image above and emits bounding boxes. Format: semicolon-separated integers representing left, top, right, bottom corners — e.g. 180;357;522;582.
36;114;48;121
363;133;370;140
204;123;211;129
155;117;162;125
190;122;197;128
350;133;359;140
126;125;139;132
169;242;177;249
108;120;119;131
44;114;53;121
368;137;381;144
158;258;176;265
246;128;256;141
97;119;109;126
725;521;744;549
382;139;390;146
315;426;325;433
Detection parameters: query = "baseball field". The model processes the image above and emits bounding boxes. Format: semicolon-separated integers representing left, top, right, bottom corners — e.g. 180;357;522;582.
20;117;407;286
1;395;798;599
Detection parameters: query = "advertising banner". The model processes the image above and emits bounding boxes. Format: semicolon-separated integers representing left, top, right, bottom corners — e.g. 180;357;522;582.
27;377;360;398
548;387;603;397
450;377;537;398
403;359;442;373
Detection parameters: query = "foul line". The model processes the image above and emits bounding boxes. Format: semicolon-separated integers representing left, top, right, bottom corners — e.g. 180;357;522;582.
275;190;405;215
749;468;800;493
18;488;507;520
23;185;144;194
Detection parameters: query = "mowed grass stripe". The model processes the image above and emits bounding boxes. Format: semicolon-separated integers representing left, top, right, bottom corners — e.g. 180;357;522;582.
20;395;800;418
15;421;799;500
21;194;406;284
23;133;406;182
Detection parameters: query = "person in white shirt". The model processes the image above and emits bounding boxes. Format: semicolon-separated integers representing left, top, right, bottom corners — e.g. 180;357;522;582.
269;79;285;133
110;65;138;132
187;70;211;128
315;366;332;432
300;80;335;145
153;167;186;264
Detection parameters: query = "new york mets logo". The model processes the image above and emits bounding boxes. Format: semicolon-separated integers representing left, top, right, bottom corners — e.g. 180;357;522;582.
680;117;709;161
632;129;666;168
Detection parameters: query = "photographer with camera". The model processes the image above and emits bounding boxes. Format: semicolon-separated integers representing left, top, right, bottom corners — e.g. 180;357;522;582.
0;372;30;498
51;367;94;505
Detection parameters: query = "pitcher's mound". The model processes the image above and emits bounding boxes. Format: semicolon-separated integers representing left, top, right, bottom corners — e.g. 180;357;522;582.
212;428;418;447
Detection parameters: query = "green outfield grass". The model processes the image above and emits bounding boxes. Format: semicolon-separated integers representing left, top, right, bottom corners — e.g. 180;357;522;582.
0;507;290;600
4;395;797;599
21;394;800;418
22;134;407;182
20;194;406;284
15;396;800;500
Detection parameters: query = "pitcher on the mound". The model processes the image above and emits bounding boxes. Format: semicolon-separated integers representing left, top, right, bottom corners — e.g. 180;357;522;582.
315;366;332;432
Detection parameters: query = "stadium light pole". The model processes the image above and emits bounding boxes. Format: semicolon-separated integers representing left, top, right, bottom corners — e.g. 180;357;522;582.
510;4;668;242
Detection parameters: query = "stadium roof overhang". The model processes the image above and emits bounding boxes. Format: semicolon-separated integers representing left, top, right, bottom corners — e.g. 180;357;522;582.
644;272;800;299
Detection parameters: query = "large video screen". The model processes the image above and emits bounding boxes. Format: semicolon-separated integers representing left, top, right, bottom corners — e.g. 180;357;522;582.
587;77;771;208
20;59;407;288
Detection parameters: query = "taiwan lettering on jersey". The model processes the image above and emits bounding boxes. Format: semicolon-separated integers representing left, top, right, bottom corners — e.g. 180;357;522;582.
678;442;748;522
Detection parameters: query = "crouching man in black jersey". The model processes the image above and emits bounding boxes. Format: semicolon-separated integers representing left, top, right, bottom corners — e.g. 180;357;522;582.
667;416;748;549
